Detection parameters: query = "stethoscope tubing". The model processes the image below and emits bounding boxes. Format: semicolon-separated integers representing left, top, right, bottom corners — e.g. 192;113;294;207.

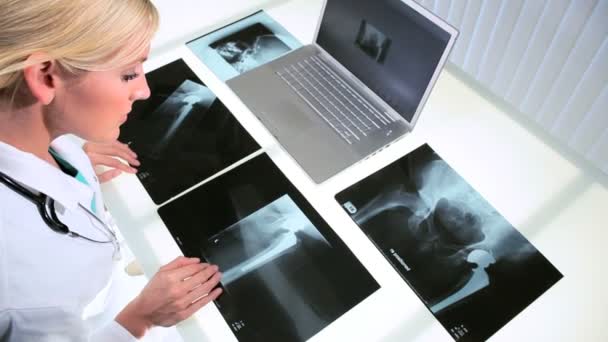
0;170;118;246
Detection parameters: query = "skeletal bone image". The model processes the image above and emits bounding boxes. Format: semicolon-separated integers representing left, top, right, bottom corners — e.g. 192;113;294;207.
337;144;562;341
201;194;329;285
211;23;290;74
430;249;495;313
354;20;391;63
144;80;214;158
187;11;302;82
350;159;517;308
119;59;260;204
159;153;380;342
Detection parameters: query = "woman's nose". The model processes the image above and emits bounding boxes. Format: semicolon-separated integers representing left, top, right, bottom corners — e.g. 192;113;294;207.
130;77;151;101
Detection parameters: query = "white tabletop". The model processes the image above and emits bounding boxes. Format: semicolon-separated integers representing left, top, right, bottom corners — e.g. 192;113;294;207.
101;1;608;341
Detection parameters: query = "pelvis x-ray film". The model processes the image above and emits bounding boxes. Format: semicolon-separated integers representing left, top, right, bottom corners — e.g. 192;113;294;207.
119;59;260;204
336;144;562;342
158;154;379;342
187;10;302;81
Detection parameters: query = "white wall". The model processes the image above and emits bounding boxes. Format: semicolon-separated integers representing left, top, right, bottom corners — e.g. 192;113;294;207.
416;0;608;174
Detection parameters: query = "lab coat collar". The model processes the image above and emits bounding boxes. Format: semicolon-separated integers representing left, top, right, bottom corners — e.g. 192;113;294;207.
0;137;94;212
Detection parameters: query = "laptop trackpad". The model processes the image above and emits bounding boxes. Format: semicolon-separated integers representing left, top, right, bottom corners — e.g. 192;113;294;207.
256;99;357;182
261;99;321;137
286;123;358;183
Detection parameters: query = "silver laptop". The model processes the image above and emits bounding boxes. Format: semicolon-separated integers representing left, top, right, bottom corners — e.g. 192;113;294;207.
227;0;458;183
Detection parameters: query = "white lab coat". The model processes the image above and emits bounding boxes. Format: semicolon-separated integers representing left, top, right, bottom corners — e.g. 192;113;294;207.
0;136;137;341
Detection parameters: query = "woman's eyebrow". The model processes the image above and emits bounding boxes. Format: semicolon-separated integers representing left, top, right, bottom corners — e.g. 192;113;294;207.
124;57;148;69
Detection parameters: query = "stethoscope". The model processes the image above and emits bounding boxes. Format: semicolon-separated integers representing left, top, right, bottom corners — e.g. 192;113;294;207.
0;170;121;259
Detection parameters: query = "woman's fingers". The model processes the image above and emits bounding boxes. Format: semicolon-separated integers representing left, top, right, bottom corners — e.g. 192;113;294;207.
84;140;135;159
85;140;139;165
184;271;222;303
174;287;223;323
89;153;137;174
159;256;200;272
132;256;222;328
83;140;142;183
157;262;221;313
97;169;122;183
169;263;204;285
182;264;218;283
173;271;221;311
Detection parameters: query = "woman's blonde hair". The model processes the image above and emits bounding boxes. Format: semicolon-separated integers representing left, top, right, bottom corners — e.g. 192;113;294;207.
0;0;159;104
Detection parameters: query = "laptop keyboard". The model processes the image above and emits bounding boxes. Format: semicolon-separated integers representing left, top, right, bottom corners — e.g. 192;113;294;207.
276;55;397;145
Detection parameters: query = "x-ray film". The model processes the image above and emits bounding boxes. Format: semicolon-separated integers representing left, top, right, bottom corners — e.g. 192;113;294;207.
201;195;330;286
187;10;302;81
159;154;379;342
336;144;562;341
119;59;260;204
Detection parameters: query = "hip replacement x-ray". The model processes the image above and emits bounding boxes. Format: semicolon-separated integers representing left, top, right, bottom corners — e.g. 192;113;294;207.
336;144;562;342
158;154;379;342
119;59;260;204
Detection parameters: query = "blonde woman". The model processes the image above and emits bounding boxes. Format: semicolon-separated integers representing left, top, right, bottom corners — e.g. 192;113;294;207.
0;0;222;341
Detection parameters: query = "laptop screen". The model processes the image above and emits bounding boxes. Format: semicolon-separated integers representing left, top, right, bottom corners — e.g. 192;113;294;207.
317;0;453;123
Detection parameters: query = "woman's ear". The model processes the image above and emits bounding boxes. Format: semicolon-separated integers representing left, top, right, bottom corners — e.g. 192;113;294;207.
22;53;60;105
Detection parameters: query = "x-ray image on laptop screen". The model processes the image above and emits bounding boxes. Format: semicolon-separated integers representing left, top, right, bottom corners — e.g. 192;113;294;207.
336;144;562;341
188;10;302;82
317;0;453;122
158;153;379;342
119;59;260;204
354;20;392;63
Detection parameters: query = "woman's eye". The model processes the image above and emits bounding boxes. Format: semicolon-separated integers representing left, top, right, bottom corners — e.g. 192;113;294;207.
121;73;139;82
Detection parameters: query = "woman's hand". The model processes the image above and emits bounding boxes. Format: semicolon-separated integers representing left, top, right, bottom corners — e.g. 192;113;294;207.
116;256;223;338
83;140;140;183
